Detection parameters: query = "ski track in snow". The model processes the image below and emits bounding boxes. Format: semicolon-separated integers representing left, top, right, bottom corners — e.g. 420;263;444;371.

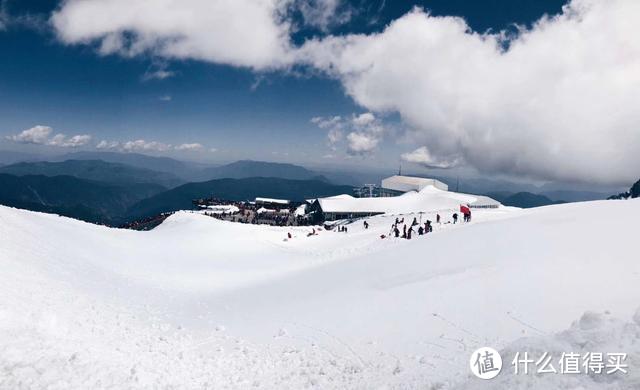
1;199;640;389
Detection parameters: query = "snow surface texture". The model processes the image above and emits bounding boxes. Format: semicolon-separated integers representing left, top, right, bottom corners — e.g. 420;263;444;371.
1;199;639;389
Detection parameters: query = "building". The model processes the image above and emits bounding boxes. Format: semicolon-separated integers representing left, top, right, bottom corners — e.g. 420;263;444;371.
310;177;500;222
254;197;291;208
380;175;448;195
466;195;501;209
308;195;386;222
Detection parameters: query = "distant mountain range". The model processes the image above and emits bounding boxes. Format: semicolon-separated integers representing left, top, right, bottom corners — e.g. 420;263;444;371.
128;177;354;219
192;160;328;182
54;153;329;183
487;191;566;208
608;178;640;199
0;156;347;224
0;149;629;224
0;161;353;224
0;159;183;188
55;151;209;181
0;150;42;165
0;174;164;224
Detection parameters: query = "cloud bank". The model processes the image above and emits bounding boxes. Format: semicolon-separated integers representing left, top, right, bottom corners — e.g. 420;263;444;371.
97;139;208;153
401;146;460;169
7;125;91;147
50;0;640;184
6;127;210;154
298;0;640;184
50;0;296;70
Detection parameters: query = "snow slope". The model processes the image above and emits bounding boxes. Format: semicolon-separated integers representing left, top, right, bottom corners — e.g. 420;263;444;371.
0;199;639;389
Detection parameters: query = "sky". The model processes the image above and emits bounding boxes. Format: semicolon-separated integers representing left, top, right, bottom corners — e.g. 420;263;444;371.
0;0;638;186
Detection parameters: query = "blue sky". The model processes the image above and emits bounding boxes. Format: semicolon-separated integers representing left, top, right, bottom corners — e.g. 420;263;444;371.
1;0;637;187
0;1;565;163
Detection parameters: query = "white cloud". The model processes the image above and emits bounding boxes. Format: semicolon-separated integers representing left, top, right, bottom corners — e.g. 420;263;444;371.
311;115;344;150
142;61;176;82
175;143;204;151
50;0;297;70
122;139;172;152
7;125;53;144
48;133;92;147
346;132;378;155
144;69;175;81
97;139;209;153
297;0;351;32
6;125;91;148
298;0;640;184
158;95;172;102
311;112;386;155
96;140;120;150
402;146;460;169
311;115;342;129
352;112;375;127
0;1;8;31
327;128;343;146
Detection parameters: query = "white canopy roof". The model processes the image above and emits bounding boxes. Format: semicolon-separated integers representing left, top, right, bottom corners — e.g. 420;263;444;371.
255;197;290;205
381;175;448;192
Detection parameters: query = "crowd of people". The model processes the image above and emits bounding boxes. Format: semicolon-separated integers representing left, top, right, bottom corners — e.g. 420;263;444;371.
119;212;174;231
357;208;472;240
387;216;433;240
314;208;472;242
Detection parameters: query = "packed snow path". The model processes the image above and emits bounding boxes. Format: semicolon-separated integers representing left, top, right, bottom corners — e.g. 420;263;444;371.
1;200;639;389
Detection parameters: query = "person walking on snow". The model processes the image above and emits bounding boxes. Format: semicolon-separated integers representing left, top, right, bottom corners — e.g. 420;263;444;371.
453;213;458;224
436;213;441;224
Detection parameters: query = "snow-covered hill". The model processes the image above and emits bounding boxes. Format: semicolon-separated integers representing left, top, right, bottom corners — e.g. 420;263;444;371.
1;199;639;389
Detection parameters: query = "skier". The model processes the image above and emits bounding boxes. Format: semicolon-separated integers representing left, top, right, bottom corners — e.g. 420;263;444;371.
364;220;369;229
436;213;441;224
418;226;424;235
394;226;400;238
407;226;414;240
453;213;458;224
402;224;407;239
